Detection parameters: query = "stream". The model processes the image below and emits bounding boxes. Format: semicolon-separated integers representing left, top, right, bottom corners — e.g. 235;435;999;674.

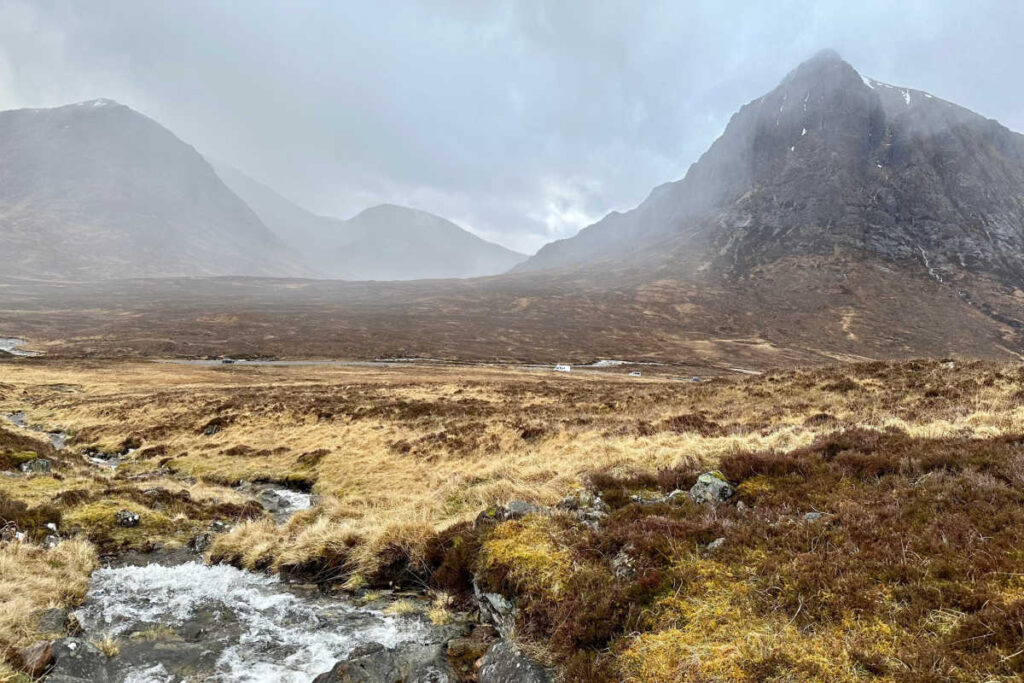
2;412;67;450
75;561;429;682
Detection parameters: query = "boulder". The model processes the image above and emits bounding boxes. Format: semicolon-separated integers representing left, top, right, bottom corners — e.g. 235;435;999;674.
47;638;111;683
18;640;53;678
20;458;51;474
115;509;140;527
688;471;735;504
312;641;456;682
478;641;550;683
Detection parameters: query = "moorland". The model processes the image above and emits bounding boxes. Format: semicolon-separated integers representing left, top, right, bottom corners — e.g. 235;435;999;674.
3;358;1024;680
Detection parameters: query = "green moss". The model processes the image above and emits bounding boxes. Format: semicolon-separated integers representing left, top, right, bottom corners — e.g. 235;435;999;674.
0;450;37;470
63;499;181;549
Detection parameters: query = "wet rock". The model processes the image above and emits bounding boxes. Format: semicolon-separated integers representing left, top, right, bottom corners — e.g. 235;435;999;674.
18;639;53;677
258;488;286;513
446;624;498;681
188;532;213;553
114;639;221;681
34;607;73;634
473;583;516;638
115;509;140;527
312;641;456;682
707;537;726;552
688;471;735;504
20;458;51;474
48;638;111;683
478;641;550;683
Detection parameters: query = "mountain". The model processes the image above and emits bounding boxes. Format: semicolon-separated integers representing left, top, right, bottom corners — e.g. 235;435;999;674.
0;99;310;280
333;204;527;280
215;165;527;280
518;49;1024;290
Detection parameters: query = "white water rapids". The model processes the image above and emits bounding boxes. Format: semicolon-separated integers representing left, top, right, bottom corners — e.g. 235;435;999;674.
77;562;427;682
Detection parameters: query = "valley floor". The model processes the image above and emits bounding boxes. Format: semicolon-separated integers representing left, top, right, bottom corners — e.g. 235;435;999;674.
2;358;1024;680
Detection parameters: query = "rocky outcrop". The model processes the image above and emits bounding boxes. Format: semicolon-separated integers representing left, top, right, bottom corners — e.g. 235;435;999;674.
478;641;550;683
115;509;140;527
312;641;456;683
688;471;735;504
47;638;111;683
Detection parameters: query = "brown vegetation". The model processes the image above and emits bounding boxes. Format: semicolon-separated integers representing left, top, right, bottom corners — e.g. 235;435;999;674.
3;358;1024;678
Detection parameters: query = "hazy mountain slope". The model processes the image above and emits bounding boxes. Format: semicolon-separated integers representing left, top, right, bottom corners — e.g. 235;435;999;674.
0;99;310;280
333;204;527;280
216;165;527;280
213;163;350;273
518;50;1024;287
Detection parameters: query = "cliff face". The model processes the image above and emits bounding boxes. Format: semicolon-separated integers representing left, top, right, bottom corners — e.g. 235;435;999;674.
519;50;1024;288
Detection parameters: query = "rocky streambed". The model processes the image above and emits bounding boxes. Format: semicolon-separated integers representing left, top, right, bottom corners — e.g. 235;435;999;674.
60;559;436;682
37;552;542;683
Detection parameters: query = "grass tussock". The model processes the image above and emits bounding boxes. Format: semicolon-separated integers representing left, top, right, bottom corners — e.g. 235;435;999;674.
0;539;97;660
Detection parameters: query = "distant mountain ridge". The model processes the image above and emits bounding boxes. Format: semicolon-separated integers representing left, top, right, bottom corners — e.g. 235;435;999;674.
517;49;1024;287
215;164;526;280
0;99;310;280
0;98;524;282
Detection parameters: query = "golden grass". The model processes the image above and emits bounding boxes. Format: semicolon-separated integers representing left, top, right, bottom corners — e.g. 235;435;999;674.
0;539;97;656
6;359;1024;677
3;359;1024;579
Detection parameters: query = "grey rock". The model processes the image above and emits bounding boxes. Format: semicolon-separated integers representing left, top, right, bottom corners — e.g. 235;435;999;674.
474;582;516;638
188;532;213;553
474;500;543;528
312;641;456;682
688;471;735;504
115;509;140;527
611;546;636;579
42;534;61;549
478;641;550;683
20;458;51;474
557;491;609;527
33;607;72;634
707;537;726;552
804;512;826;523
47;638;111;683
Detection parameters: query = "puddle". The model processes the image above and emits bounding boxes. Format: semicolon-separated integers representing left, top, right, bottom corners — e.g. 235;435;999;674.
76;562;428;682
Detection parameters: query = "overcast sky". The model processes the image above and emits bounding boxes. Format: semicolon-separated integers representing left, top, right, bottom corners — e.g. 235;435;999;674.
1;1;1021;254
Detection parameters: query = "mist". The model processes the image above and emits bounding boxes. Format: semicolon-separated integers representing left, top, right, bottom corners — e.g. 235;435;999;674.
1;0;1022;255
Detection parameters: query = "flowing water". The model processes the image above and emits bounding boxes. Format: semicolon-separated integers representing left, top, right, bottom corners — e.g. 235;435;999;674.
2;411;67;450
77;562;428;682
0;338;41;357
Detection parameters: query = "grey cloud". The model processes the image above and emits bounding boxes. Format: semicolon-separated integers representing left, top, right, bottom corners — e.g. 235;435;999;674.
1;0;1021;254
